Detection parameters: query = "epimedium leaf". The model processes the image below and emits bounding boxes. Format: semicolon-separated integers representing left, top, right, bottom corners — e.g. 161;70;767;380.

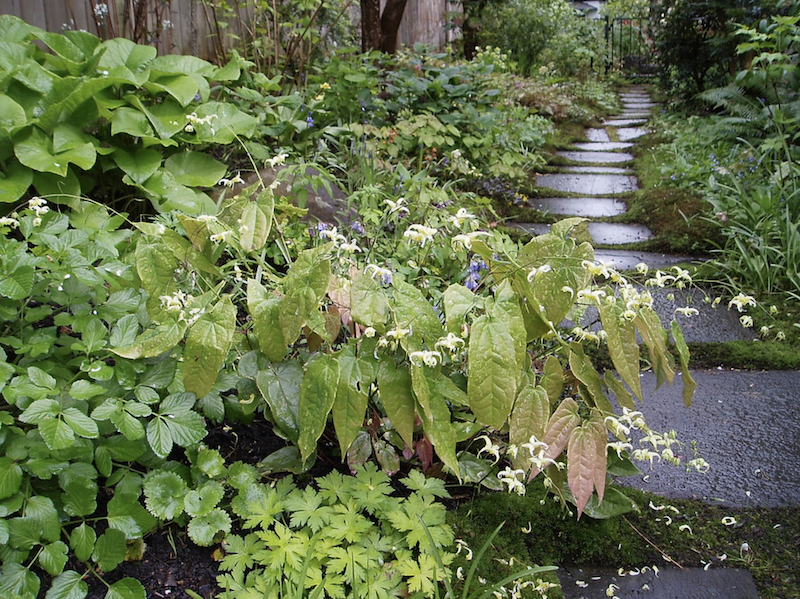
256;361;303;443
104;578;146;599
603;371;635;411
568;342;612;413
247;279;287;362
239;189;275;253
134;241;177;319
599;296;642;401
635;307;675;389
93;528;128;572
443;283;478;335
376;357;415;448
280;245;331;346
412;367;460;479
69;523;96;562
579;486;638;519
111;320;187;360
143;470;187;520
392;279;444;350
671;319;696;407
530;397;580;480
467;314;517;429
509;384;549;470
567;421;602;520
349;271;389;329
542;355;564;406
297;354;340;462
44;569;86;599
183;296;236;399
332;345;374;457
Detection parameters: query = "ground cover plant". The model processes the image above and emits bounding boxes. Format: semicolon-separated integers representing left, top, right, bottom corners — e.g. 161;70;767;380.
1;8;788;599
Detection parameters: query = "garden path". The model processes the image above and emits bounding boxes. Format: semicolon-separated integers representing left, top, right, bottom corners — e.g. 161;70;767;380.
533;87;799;599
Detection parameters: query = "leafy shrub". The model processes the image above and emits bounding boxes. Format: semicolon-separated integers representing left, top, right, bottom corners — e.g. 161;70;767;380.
0;16;256;215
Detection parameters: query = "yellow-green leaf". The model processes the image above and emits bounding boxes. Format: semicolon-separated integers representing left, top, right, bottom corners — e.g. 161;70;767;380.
239;189;274;252
635;307;675;389
350;271;389;329
671;319;696;407
247;279;286;362
377;358;415;447
111;320;187;359
541;355;564;406
297;354;340;461
530;397;580;480
467;314;517;429
599;296;642;401
568;343;612;413
509;384;549;470
332;346;374;457
184;297;236;398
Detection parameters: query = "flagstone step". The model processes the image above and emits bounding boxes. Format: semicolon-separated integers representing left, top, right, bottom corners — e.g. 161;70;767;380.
585;128;610;142
529;197;627;217
592;248;705;270
616;127;648;141
604;118;648;126
561;166;633;174
556;150;634;163
513;222;653;244
536;173;638;195
571;141;634;151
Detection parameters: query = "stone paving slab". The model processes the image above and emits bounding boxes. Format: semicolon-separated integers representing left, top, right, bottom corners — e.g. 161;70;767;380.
530;197;627;217
572;141;634;151
562;166;634;174
587;222;652;243
585;128;611;142
560;566;759;599
604;118;649;127
623;101;658;108
617;127;648;141
620;369;800;508
592;248;704;270
618;111;653;118
537;173;638;195
557;151;634;164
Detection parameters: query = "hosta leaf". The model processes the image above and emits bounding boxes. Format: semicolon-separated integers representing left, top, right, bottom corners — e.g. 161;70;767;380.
297;354;340;462
376;358;415;447
530;397;580;480
599;297;642;401
164;150;227;188
247;279;286;361
187;508;232;547
0;162;33;204
0;95;26;128
568;343;612;413
143;471;187;520
112;148;162;186
93;528;128;572
69;523;96;562
671;319;696;407
0;456;23;499
467;314;517;429
239;190;274;252
45;570;86;599
256;362;303;443
14;127;67;176
105;578;146;599
183;296;236;398
509;384;549;469
443;284;479;335
349;271;389;329
39;541;69;576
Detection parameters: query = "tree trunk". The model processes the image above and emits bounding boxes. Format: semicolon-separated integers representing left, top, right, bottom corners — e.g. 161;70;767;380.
380;0;408;54
361;0;383;52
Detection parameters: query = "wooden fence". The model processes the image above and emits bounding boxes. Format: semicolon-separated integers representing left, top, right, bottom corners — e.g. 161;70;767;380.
0;0;458;62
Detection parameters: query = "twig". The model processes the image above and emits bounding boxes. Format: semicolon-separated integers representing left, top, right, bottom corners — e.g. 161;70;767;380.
623;516;684;570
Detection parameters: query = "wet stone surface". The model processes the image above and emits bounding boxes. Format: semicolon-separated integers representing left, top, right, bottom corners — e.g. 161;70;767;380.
529;197;627;217
617;127;648;141
592;248;704;270
560;566;759;599
571;141;634;151
557;150;634;163
537;173;638;195
585;128;611;142
604;118;649;127
587;222;652;243
562;166;633;174
620;369;800;508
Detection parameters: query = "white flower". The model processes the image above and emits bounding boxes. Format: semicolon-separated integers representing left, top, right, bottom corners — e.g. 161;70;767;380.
409;350;441;367
196;214;218;222
526;264;552;281
218;173;244;188
582;260;613;278
339;239;362;252
0;217;19;229
740;315;754;328
449;207;476;227
645;270;675;287
451;231;491;250
476;435;501;463
721;516;737;526
455;539;473;561
210;230;232;244
497;467;527;495
403;224;438;245
607;441;633;457
675;307;699;317
635;262;649;275
728;293;756;312
385;327;411;340
384;197;410;215
435;332;465;352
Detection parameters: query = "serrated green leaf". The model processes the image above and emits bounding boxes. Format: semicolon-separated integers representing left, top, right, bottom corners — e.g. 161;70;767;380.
0;265;34;299
183;297;235;398
28;366;57;390
145;417;173;458
412;367;460;479
297;354;340;461
247;279;287;361
349;272;389;328
577;486;638;519
531;397;580;480
69;523;96;562
93;528;128;572
509;385;549;470
143;471;187;520
68;380;105;400
0;562;40;598
184;481;225;517
187;508;231;546
568;343;612;413
62;481;97;517
671;319;696;407
332;346;374;457
280;246;331;346
39;418;75;451
599;297;642;401
109;314;140;348
26;495;61;543
45;569;87;599
635;307;675;389
105;578;146;599
19;399;60;424
195;446;226;478
443;283;477;334
467;314;517;429
112;320;187;360
62;408;99;439
256;361;302;443
39;541;69;576
239;191;274;252
376;358;415;448
163;411;206;448
604;371;635;411
392;280;444;350
567;411;607;519
134;242;177;318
